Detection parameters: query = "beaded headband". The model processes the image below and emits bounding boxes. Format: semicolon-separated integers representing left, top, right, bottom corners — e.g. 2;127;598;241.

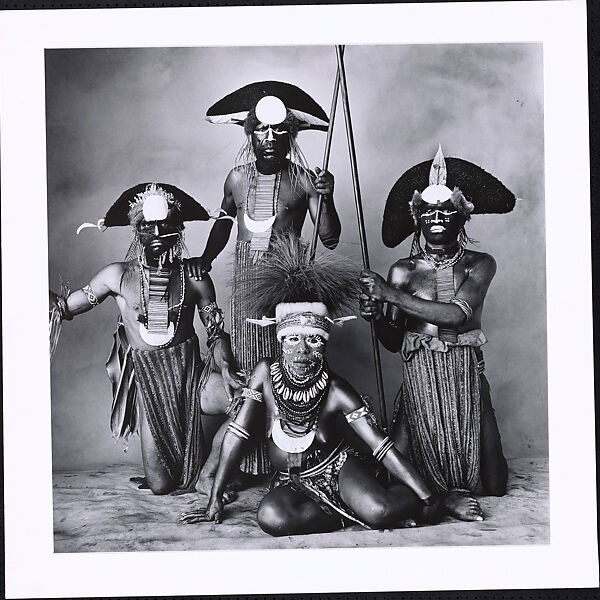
276;312;332;341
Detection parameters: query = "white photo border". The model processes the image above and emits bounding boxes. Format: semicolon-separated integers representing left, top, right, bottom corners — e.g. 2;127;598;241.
1;1;596;597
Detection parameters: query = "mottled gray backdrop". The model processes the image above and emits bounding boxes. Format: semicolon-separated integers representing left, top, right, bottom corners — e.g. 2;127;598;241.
46;44;545;470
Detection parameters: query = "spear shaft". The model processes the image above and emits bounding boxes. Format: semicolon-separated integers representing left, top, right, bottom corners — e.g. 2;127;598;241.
335;44;388;430
309;46;343;260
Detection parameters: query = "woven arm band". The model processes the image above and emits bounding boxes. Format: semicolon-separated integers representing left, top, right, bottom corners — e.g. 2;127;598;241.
345;405;370;424
372;436;395;462
450;297;473;321
241;388;263;403
227;422;250;441
199;301;226;343
82;284;100;307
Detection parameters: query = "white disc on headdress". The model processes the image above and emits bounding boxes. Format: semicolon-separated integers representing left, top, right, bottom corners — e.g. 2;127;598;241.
421;184;453;204
142;194;169;221
255;96;287;125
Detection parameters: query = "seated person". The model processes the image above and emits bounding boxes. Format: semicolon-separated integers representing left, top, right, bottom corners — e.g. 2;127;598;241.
50;183;242;495
181;235;446;534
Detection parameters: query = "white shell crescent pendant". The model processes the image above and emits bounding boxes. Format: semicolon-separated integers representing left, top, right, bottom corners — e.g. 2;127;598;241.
271;419;315;454
139;322;175;346
243;212;276;233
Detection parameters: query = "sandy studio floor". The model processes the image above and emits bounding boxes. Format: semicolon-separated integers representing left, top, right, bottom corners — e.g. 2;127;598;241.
53;456;549;552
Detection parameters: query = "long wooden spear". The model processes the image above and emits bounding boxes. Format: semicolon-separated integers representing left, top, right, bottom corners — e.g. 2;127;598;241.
309;46;343;260
335;44;388;431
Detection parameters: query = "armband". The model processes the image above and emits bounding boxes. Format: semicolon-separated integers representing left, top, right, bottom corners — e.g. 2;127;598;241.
450;297;473;321
344;405;370;424
372;436;394;462
345;396;378;426
199;301;225;343
227;421;250;441
82;284;100;307
241;387;263;403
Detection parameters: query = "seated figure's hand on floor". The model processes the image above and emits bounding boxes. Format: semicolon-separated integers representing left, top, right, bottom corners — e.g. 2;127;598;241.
180;494;224;524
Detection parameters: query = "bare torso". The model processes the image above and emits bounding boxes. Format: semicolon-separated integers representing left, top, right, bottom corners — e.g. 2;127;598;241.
388;249;493;335
78;260;213;351
252;359;349;472
228;163;312;242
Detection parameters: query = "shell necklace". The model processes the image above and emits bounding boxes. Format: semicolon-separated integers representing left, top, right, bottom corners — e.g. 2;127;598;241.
422;245;464;271
138;257;185;347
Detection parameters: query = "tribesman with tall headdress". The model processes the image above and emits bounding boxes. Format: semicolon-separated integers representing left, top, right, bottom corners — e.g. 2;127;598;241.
49;183;242;495
186;81;342;481
359;147;514;521
182;235;444;534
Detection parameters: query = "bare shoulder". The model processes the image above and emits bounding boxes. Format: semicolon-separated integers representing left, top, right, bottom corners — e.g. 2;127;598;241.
94;262;128;292
388;258;413;287
463;249;496;274
328;373;362;413
251;358;272;385
294;164;316;192
225;167;245;191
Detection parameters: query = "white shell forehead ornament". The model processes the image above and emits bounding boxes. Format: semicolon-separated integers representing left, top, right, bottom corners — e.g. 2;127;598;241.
131;183;176;222
255;95;287;126
420;144;453;205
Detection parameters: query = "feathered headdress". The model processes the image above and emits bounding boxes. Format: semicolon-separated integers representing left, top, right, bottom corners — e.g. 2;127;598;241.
382;146;516;248
242;234;361;341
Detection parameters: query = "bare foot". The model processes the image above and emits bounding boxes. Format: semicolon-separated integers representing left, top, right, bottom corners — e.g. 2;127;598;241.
442;492;484;521
398;518;417;528
129;476;150;489
169;485;196;496
222;487;238;505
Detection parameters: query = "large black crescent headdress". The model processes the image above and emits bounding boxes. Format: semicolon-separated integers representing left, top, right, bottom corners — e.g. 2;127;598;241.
205;80;329;131
382;150;516;248
104;183;210;227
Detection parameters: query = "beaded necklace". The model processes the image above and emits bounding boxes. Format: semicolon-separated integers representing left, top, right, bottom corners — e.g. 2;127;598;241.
270;358;329;430
422;245;464;271
138;256;185;348
243;170;282;233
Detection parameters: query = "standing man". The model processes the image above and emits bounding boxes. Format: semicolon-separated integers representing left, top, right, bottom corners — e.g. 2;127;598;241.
359;147;515;521
50;183;242;495
187;81;341;478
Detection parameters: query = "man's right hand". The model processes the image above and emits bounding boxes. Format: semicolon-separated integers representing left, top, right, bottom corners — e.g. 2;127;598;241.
49;290;59;310
185;256;212;281
179;494;224;524
359;293;383;321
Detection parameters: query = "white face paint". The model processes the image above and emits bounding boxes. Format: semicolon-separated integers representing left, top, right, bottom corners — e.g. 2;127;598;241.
281;333;326;379
419;201;463;244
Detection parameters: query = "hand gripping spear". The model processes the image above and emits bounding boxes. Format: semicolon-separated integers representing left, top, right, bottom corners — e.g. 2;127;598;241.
309;45;388;431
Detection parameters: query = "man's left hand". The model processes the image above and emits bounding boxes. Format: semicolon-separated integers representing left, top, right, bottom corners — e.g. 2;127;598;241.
359;269;389;303
314;167;334;197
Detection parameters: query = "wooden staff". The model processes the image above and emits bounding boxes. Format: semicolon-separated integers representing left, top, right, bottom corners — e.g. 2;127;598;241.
309;46;344;260
335;44;388;430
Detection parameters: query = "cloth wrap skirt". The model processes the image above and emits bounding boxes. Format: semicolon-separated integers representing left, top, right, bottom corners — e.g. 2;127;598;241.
397;329;487;495
271;442;368;528
231;240;277;475
130;335;205;491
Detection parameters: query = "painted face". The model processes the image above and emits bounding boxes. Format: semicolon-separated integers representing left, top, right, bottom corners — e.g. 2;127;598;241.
138;218;181;260
281;333;326;379
419;200;464;246
251;121;291;167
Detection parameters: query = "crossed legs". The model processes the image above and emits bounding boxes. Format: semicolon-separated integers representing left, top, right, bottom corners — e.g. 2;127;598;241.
256;455;423;536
